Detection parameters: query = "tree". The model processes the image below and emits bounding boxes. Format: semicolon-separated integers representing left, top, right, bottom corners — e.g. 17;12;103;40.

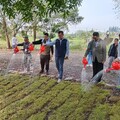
109;26;120;32
29;15;41;41
22;8;83;40
0;8;11;49
0;0;83;47
0;0;83;22
39;8;83;38
9;15;26;35
113;0;120;18
2;16;11;49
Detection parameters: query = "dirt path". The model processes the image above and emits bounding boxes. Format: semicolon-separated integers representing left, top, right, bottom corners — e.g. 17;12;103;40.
0;50;118;85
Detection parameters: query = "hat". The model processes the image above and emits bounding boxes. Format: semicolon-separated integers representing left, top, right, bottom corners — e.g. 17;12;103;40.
23;36;28;39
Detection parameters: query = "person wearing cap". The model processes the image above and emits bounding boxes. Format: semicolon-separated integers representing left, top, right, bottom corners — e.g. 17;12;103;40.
32;33;54;75
45;31;69;83
17;36;32;73
84;32;106;83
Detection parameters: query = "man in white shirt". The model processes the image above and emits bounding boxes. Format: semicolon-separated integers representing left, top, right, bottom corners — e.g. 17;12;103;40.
12;34;18;48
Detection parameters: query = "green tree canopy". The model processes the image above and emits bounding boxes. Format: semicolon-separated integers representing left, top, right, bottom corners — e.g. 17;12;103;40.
0;0;83;21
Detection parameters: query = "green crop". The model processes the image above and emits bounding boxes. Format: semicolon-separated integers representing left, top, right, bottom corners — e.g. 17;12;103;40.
0;75;120;120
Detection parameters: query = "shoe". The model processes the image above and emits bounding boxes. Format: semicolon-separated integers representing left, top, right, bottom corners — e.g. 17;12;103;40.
40;70;44;74
30;65;33;71
57;79;62;83
57;74;60;78
20;69;27;74
90;64;92;67
24;69;28;73
46;71;49;75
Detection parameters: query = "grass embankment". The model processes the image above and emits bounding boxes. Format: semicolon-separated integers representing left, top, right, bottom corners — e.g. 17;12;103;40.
0;34;86;50
0;74;120;120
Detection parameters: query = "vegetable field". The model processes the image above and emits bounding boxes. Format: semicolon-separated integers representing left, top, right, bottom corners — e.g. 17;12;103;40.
0;74;120;120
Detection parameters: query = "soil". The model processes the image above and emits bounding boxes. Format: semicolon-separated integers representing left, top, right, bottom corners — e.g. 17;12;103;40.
0;50;118;85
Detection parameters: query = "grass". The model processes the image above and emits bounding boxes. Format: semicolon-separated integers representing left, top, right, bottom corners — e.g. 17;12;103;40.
0;74;120;120
0;34;86;50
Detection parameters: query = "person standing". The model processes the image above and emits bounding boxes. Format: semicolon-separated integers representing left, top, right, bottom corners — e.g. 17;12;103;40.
17;36;32;73
114;34;120;89
32;33;54;75
12;34;18;48
108;38;118;68
84;32;106;83
45;31;69;83
106;31;110;38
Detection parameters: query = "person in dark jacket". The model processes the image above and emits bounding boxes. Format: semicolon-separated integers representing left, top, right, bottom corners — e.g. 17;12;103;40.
114;39;120;90
45;31;69;83
32;33;53;75
108;38;118;68
84;32;106;83
17;36;32;73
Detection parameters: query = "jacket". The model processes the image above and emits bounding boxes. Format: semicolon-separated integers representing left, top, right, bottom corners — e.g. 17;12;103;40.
108;43;118;58
84;40;94;57
46;38;69;58
55;39;67;57
17;42;31;54
85;39;106;63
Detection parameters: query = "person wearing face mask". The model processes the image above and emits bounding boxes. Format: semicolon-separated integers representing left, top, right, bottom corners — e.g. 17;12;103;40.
84;32;106;83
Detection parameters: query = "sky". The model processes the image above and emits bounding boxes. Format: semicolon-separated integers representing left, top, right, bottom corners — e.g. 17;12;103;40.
69;0;120;33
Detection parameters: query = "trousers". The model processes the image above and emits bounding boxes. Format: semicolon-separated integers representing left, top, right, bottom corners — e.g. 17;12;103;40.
92;57;104;82
55;57;65;79
40;54;50;72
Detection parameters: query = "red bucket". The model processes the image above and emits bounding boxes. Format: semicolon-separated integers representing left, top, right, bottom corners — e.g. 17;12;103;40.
14;46;19;54
39;45;45;54
112;62;120;70
28;44;34;51
82;58;88;68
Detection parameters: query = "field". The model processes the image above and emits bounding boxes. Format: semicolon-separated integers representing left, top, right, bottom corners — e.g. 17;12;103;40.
0;74;120;120
0;33;119;120
0;33;87;50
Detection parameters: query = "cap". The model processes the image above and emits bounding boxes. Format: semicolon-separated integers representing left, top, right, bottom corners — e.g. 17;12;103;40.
23;36;28;39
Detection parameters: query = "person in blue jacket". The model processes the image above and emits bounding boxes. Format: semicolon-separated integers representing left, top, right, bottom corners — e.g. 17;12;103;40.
45;31;69;83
